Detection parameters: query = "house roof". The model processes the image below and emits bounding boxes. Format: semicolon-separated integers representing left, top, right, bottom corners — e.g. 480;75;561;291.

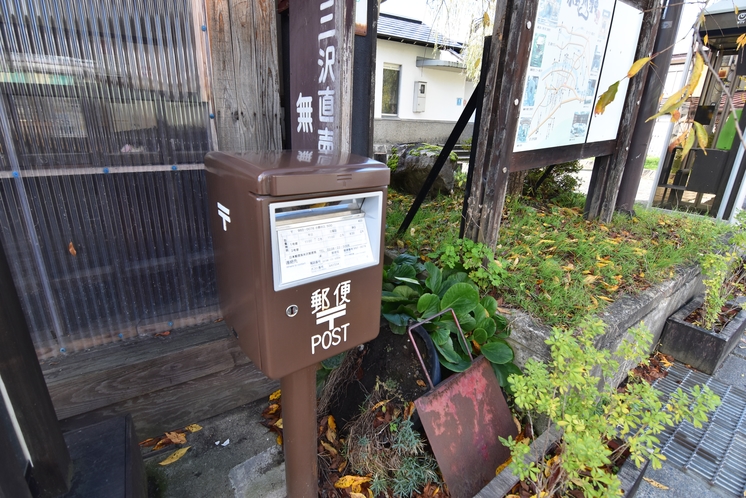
377;13;463;51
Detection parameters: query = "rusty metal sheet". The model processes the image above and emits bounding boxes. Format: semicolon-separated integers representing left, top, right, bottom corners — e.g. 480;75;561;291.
414;355;517;498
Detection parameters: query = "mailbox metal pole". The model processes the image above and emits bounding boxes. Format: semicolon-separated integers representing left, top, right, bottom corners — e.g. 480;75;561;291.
281;363;318;497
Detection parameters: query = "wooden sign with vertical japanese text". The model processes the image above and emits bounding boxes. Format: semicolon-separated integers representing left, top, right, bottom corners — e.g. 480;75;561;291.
289;0;354;157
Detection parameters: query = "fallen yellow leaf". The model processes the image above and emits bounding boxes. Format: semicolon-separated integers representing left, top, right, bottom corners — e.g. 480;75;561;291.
370;400;390;412
335;475;371;493
159;447;190;466
351;493;367;498
265;404;280;415
152;438;172;451
583;275;599;285
597;295;613;302
416;379;427;388
643;477;669;490
276;435;282;445
496;457;512;475
68;241;77;256
165;432;187;445
321;441;338;457
185;424;202;433
274;418;283;429
269;389;281;401
326;416;337;444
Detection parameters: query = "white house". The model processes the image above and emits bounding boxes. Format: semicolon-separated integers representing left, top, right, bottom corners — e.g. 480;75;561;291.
374;13;475;148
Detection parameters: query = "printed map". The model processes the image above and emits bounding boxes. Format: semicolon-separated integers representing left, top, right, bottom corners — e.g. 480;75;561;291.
514;0;616;152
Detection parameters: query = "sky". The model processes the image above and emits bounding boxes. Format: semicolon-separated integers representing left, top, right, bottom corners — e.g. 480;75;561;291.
379;0;433;23
380;0;727;56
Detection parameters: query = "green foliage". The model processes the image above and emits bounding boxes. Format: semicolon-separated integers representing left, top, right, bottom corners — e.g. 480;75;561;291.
699;211;746;329
385;190;463;257
454;169;467;189
644;156;660;170
386;192;729;329
501;319;720;498
410;143;459;163
381;254;519;386
316;351;346;394
431;238;506;291
462;137;472;151
391;455;438;498
495;196;727;329
347;383;438;498
523;161;582;199
387;152;399;172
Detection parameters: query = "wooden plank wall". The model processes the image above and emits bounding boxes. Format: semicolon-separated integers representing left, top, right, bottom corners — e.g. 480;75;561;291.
45;323;278;440
205;0;282;151
40;0;284;439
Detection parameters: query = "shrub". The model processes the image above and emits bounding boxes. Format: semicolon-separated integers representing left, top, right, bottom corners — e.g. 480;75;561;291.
501;319;720;498
523;160;582;199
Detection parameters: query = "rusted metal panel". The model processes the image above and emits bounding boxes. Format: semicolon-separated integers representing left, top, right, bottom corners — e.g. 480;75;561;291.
414;355;517;498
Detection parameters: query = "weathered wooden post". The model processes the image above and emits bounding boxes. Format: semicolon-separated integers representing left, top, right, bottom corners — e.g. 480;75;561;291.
464;0;663;247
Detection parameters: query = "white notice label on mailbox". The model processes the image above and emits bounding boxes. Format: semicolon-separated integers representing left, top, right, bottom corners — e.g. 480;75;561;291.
276;213;374;285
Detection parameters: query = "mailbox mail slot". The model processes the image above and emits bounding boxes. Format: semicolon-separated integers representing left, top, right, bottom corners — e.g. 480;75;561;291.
205;150;389;379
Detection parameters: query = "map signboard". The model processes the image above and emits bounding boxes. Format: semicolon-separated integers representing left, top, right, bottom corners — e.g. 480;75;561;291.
513;0;616;152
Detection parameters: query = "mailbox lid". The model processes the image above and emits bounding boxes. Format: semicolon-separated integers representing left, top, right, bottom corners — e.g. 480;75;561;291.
204;150;390;197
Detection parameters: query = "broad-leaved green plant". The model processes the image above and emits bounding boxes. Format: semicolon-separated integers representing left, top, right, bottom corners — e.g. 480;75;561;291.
381;254;520;386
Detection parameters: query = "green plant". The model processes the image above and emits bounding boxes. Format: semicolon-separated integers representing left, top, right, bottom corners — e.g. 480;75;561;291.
432;238;506;291
523;160;582;199
699;211;746;329
409;143;459;163
454;169;467;189
387;152;399;171
462;137;472;151
316;352;346;394
391;455;438;498
345;382;438;497
386;191;729;329
501;319;720;498
644;156;660;170
381;254;520;386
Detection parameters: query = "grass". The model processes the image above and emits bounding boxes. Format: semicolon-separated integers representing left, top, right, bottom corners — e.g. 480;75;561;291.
385;189;463;254
386;190;729;329
644;156;660;170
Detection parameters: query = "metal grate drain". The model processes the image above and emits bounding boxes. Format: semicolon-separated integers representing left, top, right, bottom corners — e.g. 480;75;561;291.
652;363;746;496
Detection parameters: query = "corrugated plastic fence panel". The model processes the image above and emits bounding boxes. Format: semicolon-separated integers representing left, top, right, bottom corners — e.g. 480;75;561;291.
0;0;218;358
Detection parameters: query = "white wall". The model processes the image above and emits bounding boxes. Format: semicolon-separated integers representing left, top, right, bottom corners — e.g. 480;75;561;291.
374;39;474;121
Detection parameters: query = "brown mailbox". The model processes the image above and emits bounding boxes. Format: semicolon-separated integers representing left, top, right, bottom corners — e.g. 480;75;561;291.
205;150;390;379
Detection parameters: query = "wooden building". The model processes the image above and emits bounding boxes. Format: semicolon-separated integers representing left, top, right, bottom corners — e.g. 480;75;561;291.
0;0;282;438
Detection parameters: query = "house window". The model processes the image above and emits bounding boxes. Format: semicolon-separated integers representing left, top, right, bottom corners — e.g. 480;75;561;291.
382;64;400;115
